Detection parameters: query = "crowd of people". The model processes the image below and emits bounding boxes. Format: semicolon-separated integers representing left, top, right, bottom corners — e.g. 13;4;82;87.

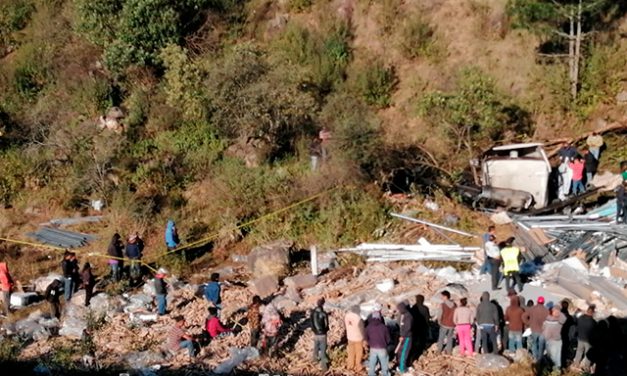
556;134;603;200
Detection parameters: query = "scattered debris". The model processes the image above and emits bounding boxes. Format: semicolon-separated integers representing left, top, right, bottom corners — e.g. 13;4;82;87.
339;240;478;263
45;216;103;227
27;227;96;248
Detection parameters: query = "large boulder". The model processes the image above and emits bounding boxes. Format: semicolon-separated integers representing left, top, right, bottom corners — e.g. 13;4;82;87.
248;275;279;298
247;239;293;279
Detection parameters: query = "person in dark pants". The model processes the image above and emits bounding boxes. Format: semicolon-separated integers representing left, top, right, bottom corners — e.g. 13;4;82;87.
395;302;413;373
436;290;457;354
126;234;142;284
61;251;79;301
409;294;430;359
560;300;575;368
204;272;222;315
106;233;124;281
310;298;329;371
573;305;596;370
485;235;501;290
616;180;627;223
45;278;63;319
248;295;262;348
583;149;598;187
476;291;499;354
480;226;496;274
500;237;523;292
81;263;95;307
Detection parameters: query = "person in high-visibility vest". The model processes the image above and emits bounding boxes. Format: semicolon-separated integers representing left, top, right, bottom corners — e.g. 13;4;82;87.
500;237;523;293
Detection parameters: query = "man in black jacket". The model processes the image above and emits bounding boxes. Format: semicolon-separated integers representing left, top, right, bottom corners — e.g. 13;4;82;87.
61;251;78;302
45;278;63;319
476;291;499;354
311;298;329;371
409;294;430;359
583;149;598;187
573;305;596;370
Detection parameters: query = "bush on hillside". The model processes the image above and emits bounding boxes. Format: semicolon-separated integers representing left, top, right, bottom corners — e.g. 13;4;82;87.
207;44;318;159
418;68;532;164
353;61;398;108
318;92;383;177
160;44;208;122
272;20;351;96
0;0;34;52
398;16;438;59
76;0;218;72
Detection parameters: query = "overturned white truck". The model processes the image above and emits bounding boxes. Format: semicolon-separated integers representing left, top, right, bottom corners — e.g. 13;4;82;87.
473;143;552;211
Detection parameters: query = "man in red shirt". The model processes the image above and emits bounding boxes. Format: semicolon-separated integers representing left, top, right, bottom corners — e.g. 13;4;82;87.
569;156;585;196
205;306;231;338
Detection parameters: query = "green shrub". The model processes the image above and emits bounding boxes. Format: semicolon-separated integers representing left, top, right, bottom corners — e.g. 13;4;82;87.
354;61;397;108
0;0;35;50
418;67;532;162
398;16;438;59
160;44;207;122
576;44;627;118
289;0;313;12
318;92;382;176
0;148;27;205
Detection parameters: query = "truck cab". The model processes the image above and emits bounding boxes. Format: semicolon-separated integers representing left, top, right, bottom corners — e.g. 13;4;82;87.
481;143;551;209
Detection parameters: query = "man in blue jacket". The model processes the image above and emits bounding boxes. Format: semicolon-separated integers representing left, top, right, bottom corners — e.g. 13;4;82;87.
205;273;222;315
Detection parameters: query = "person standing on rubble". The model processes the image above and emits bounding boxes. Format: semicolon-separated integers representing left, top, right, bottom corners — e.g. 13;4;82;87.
480;226;497;275
616;180;627;223
345;305;365;372
154;268;168;316
543;303;567;372
0;261;14;317
248;295;263;348
45;278;63;319
436;290;456;354
409;294;431;359
485;235;501;290
81;262;95;307
585;132;603;160
522;296;549;362
107;233;124;282
126;234;143;284
168;316;197;358
560;300;575;368
204;272;222;315
505;294;525;352
365;306;391;376
261;303;281;357
61;251;78;302
311;298;330;371
476;291;499;354
583;149;598;187
558;141;578;200
572;305;596;370
395;302;413;373
569;156;586;196
453;297;475;356
500;237;523;293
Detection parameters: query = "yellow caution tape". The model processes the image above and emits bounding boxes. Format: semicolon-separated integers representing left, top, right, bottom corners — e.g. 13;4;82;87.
152;186;339;261
0;237;66;251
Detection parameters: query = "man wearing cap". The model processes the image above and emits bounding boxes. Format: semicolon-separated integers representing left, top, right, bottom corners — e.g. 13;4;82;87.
365;304;391;376
543;304;567;371
344;305;365;372
154;268;168;316
311;298;329;371
500;237;523;292
522;296;549;362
